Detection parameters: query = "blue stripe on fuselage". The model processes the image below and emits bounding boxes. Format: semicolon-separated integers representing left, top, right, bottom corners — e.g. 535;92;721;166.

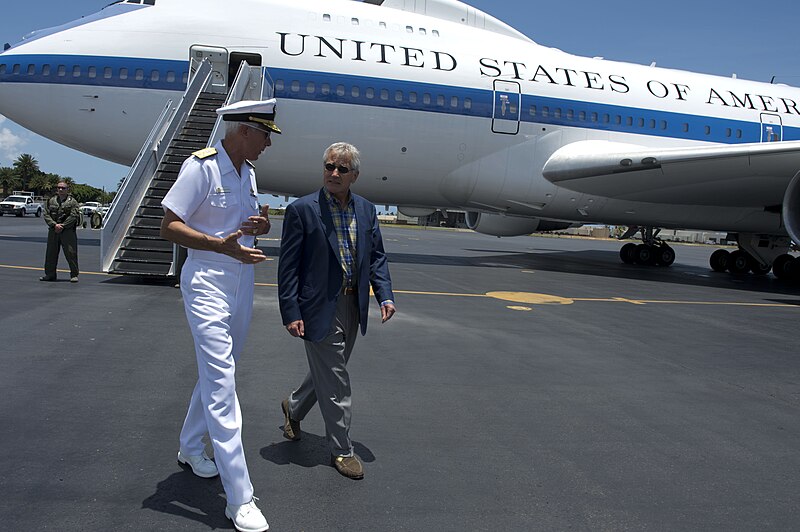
0;54;796;144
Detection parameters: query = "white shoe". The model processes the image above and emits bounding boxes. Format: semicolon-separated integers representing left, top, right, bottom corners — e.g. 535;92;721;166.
177;450;218;478
225;497;269;532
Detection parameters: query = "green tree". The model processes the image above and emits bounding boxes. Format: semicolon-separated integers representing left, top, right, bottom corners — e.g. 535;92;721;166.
0;166;23;196
28;172;58;196
12;154;40;190
70;183;103;203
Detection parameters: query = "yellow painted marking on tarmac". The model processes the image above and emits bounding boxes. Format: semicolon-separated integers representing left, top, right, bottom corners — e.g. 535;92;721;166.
520;270;536;274
1;264;798;309
487;291;574;305
507;305;533;312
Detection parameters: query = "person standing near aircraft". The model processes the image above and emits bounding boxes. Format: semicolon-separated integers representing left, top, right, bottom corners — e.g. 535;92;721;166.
278;142;396;480
160;99;280;532
40;181;80;282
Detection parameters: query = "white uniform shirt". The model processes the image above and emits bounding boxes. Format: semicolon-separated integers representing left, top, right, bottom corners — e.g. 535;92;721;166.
162;140;259;263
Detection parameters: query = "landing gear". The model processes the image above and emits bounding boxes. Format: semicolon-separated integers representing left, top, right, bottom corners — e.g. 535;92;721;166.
618;227;675;267
708;233;797;280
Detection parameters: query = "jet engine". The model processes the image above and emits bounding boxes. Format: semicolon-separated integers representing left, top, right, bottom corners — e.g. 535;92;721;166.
783;171;800;246
465;212;575;237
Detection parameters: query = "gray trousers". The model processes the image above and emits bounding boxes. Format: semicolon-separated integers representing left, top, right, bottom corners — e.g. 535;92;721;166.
288;293;360;457
44;228;79;278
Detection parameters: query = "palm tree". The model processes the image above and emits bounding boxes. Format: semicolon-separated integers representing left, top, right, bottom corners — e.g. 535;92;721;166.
0;166;22;196
28;172;58;196
12;154;40;190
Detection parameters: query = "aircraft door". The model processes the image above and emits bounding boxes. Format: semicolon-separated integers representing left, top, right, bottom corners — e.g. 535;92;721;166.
189;45;229;92
492;80;521;135
760;113;782;142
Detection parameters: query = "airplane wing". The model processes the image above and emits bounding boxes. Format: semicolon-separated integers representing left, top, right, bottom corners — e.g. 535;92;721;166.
541;140;800;207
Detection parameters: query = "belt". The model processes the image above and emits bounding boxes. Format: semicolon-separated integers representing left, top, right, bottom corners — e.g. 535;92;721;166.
342;286;356;295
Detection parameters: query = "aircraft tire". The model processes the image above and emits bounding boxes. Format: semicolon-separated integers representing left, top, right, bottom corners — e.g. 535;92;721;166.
35;208;42;217
656;245;675;267
634;244;653;265
620;243;637;264
727;250;750;274
747;256;771;275
709;249;730;272
772;254;795;280
91;212;103;229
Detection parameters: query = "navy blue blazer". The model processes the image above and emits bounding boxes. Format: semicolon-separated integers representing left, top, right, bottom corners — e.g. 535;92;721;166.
278;189;394;343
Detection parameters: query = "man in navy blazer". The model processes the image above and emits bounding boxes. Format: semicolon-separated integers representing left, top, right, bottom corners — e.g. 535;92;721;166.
278;142;395;479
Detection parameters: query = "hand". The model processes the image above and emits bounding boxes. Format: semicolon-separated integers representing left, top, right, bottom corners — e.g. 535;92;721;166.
218;231;266;264
381;303;396;323
239;204;271;236
286;320;305;337
55;224;64;234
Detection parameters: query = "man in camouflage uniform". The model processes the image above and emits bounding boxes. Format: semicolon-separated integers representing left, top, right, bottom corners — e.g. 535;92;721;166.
41;181;80;282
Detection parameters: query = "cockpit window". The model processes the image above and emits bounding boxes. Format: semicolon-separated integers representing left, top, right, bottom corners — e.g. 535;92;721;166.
109;0;156;5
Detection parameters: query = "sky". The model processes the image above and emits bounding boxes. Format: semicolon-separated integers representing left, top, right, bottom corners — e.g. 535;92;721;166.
1;0;800;196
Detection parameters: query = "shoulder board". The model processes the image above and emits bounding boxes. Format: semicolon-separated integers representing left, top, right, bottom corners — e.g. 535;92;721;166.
192;147;217;159
245;159;255;168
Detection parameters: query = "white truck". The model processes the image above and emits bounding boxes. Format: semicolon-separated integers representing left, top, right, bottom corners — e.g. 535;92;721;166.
0;192;44;217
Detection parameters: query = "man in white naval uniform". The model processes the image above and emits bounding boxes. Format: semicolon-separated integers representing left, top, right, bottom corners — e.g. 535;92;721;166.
160;99;280;532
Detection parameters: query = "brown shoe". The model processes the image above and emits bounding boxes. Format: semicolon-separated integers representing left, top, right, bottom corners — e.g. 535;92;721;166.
331;455;364;480
281;399;301;441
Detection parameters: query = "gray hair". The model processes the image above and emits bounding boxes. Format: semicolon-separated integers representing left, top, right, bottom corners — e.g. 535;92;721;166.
323;142;360;173
224;121;246;136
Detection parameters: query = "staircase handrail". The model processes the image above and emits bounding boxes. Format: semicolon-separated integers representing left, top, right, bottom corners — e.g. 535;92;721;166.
208;62;271;146
100;60;214;272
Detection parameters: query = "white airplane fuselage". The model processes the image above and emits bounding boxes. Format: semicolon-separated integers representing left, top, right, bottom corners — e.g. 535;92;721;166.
2;0;800;236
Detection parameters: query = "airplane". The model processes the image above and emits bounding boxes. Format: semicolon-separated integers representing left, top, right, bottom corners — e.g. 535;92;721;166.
1;0;799;279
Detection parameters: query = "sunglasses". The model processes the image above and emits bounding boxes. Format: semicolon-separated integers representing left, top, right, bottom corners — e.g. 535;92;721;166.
57;187;68;190
324;163;351;174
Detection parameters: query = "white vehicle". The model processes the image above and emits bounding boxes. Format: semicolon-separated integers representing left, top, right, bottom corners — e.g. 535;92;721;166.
0;193;43;217
1;0;800;278
80;201;102;216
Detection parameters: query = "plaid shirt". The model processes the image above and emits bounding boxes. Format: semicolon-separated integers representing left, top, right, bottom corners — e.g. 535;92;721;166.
324;188;357;287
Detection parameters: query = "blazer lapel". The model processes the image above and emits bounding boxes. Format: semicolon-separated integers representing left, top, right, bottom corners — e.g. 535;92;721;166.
317;189;340;261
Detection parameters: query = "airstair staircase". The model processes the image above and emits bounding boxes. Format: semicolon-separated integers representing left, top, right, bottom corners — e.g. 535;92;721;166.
100;60;271;277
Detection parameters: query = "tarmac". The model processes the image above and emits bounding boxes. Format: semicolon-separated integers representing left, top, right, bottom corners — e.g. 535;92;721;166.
1;214;799;531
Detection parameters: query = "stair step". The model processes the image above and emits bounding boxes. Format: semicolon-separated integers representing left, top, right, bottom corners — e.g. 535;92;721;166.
132;217;162;228
121;237;172;251
111;260;173;276
127;227;162;238
116;248;173;262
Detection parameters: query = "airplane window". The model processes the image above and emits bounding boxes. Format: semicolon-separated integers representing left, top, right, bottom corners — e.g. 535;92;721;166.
566;109;574;120
432;30;440;37
275;79;284;91
579;111;586;121
135;69;144;80
323;14;331;22
409;92;417;103
637;118;644;127
395;91;403;102
12;64;20;74
736;129;742;139
351;86;360;98
423;93;431;105
649;119;655;128
321;83;331;95
682;123;689;132
464;98;472;111
150;70;159;81
380;89;389;100
591;112;598;122
603;114;610;123
725;128;732;137
306;82;315;94
542;106;549;117
529;105;536;116
437;95;445;106
336;85;345;96
120;68;128;80
626;117;633;126
291;80;300;92
73;66;81;77
406;26;413;33
352;18;359;26
0;65;5;75
380;22;386;29
104;67;112;79
420;28;427;35
554;108;562;119
660;120;667;130
42;65;50;76
705;126;711;135
615;115;622;124
366;87;374;99
87;66;96;78
27;64;35;75
451;96;458;108
182;72;189;84
143;0;155;4
166;71;175;83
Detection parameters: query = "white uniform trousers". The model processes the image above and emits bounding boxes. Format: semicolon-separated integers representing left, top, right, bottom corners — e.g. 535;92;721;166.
288;293;360;457
178;258;254;506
